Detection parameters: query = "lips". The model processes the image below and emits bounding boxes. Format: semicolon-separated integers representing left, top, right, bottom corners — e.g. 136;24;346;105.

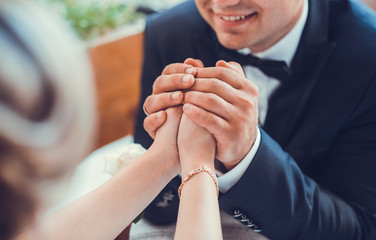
219;12;257;22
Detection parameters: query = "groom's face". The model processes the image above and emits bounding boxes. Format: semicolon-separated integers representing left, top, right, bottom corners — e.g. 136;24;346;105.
195;0;304;52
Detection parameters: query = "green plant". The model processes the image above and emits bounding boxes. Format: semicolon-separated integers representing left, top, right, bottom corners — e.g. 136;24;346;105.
41;0;144;40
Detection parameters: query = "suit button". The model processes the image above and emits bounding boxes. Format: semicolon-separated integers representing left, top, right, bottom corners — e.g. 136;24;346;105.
246;220;254;228
155;190;175;207
233;210;242;218
240;214;249;223
253;225;262;233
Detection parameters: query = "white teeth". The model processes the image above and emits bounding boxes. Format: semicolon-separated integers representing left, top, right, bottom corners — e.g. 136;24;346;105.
220;14;250;22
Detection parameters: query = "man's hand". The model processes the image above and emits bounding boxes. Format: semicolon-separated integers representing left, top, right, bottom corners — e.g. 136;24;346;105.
143;58;258;171
182;60;259;171
143;59;204;139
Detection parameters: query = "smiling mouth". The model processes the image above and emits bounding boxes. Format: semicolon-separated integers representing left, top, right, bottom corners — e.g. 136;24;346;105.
219;13;257;22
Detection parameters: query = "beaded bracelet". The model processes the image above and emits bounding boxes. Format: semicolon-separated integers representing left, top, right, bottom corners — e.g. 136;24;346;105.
178;166;219;199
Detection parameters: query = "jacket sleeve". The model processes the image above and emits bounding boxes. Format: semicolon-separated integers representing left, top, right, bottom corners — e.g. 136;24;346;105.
219;79;376;240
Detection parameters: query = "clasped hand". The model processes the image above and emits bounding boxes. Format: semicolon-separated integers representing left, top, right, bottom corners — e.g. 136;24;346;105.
145;58;259;174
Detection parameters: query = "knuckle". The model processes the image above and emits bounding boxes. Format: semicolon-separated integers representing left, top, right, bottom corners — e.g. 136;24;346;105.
187;106;199;119
144;96;151;108
171;74;181;86
216;67;228;80
164;63;186;75
222;125;233;139
230;61;242;69
244;80;259;96
233;78;244;89
208;79;221;89
184;91;195;101
152;76;163;93
250;82;259;96
205;93;218;105
248;98;257;110
151;114;161;128
143;117;152;132
184;58;194;64
233;77;244;89
162;63;175;74
225;104;235;117
144;95;159;113
162;64;171;72
148;95;158;107
208;113;217;125
161;74;182;90
237;94;256;109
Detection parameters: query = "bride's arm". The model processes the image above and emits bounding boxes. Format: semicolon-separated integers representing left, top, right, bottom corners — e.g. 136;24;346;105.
16;107;182;240
174;113;222;240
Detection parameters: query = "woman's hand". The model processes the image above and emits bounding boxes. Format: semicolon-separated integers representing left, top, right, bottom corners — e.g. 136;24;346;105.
149;106;183;177
178;112;216;176
175;112;222;240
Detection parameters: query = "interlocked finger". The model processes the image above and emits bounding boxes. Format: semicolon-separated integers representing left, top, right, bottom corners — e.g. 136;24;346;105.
144;91;184;115
153;74;195;94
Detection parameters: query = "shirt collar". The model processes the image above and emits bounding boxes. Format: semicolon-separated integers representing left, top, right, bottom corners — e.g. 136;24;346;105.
238;0;309;66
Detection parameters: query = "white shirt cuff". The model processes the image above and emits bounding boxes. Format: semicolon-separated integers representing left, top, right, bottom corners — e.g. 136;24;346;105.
217;127;261;194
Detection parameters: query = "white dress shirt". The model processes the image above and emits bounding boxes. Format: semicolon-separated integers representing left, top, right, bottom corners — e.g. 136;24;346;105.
218;0;309;193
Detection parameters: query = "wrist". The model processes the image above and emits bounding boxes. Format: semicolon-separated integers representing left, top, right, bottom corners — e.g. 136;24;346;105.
148;143;180;179
222;142;255;172
181;159;215;178
180;148;215;172
178;166;219;198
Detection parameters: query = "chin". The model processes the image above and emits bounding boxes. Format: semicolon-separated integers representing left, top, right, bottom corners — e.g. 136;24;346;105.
215;31;251;50
217;37;248;50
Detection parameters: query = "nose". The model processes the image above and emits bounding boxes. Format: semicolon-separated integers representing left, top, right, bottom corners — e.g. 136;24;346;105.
213;0;241;8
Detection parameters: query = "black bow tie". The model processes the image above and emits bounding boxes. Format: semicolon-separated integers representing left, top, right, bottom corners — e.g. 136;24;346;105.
217;45;292;81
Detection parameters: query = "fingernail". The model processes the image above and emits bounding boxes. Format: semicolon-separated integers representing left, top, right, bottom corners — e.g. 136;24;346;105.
156;111;162;118
172;92;180;101
183;104;191;111
182;75;192;83
185;68;195;74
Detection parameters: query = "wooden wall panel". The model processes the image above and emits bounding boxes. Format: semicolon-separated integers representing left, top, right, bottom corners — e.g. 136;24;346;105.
90;32;143;148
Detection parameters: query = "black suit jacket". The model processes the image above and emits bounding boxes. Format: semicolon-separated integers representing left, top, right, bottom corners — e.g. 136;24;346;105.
134;0;376;239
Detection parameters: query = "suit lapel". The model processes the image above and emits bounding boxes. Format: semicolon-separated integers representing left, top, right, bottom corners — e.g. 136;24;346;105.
264;0;337;147
264;43;336;147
